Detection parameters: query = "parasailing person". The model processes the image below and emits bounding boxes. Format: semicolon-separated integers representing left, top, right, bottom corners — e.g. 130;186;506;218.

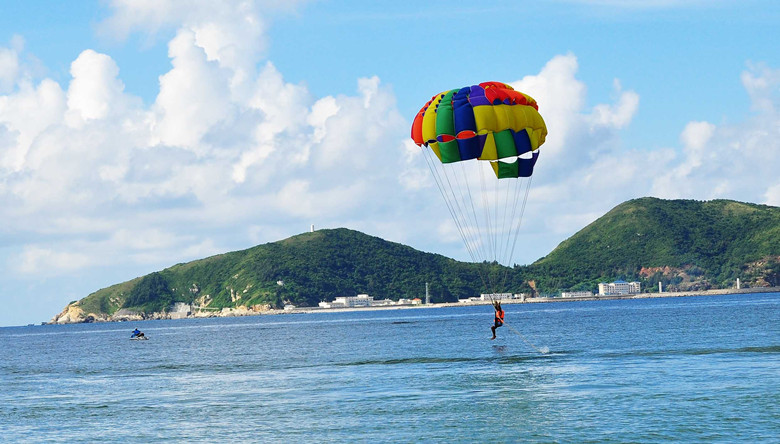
491;300;505;340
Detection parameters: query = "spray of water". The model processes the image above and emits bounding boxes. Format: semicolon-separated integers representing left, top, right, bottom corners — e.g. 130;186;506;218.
503;322;549;354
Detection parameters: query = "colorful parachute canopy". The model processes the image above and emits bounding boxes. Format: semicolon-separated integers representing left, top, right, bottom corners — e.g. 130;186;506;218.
411;81;547;178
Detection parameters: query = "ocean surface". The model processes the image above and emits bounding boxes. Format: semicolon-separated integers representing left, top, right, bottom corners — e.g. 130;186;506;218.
1;293;778;443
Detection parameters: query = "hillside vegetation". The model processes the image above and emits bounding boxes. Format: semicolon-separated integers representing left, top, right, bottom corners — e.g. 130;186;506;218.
71;197;779;317
529;197;780;292
77;229;526;315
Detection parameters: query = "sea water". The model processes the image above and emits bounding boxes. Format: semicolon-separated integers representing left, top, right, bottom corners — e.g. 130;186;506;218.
1;293;778;443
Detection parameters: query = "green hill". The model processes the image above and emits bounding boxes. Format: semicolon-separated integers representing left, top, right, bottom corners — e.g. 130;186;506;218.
529;197;780;292
76;228;526;316
64;197;779;319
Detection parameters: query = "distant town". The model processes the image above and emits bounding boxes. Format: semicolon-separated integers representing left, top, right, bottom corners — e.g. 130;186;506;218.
310;280;643;310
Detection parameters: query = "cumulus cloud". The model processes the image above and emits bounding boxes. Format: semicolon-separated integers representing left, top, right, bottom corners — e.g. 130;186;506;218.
97;0;306;98
1;0;777;286
0;2;407;276
651;65;779;203
66;50;126;123
152;29;232;149
400;55;778;263
515;56;778;245
0;38;21;93
507;54;640;182
0;78;66;171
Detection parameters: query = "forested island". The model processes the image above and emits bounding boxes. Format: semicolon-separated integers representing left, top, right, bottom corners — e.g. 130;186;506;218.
51;197;780;323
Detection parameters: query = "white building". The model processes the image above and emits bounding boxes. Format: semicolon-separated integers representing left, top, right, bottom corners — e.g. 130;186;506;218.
561;291;593;298
480;293;516;301
598;280;641;296
331;294;374;307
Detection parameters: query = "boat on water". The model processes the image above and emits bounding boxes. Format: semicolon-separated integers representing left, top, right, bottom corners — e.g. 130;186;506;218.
130;336;148;341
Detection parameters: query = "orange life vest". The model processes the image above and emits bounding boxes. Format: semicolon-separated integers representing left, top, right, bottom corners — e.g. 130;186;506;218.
496;309;505;322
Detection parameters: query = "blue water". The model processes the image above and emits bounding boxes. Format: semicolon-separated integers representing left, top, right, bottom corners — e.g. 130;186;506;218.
1;293;778;443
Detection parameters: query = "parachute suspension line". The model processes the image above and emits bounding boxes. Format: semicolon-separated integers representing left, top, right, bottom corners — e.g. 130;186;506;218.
509;176;533;265
487;165;495;264
499;174;523;272
508;174;525;263
421;149;480;265
420;150;492;295
491;174;516;296
477;164;491;291
498;170;513;266
496;175;525;294
501;175;533;292
456;160;495;296
449;161;484;265
492;164;503;294
479;163;499;296
494;163;502;267
458;160;488;265
503;321;547;354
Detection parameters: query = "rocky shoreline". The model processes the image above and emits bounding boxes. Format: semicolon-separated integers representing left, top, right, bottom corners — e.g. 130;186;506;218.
49;286;780;325
48;304;280;324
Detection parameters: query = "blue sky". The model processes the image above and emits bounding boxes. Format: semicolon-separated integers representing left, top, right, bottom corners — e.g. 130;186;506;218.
1;0;778;326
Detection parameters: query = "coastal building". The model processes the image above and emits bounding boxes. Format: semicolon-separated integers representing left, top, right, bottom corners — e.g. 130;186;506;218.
459;293;527;303
331;294;373;307
372;298;395;306
169;302;192;319
598;280;641;296
561;291;593;298
480;293;515;301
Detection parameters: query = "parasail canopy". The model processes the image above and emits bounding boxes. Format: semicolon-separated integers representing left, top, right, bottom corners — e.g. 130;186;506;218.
411;81;546;178
411;81;547;294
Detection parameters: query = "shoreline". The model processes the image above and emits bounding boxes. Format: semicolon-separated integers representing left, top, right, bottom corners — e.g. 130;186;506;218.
286;286;780;315
46;286;780;325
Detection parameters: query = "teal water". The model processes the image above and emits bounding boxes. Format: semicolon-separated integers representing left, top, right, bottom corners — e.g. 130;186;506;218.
1;293;778;443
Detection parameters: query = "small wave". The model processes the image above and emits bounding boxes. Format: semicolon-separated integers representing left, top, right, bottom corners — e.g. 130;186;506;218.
599;344;780;359
337;356;481;367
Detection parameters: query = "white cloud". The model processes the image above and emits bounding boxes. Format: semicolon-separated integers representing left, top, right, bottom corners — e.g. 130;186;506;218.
765;183;780;206
0;5;408;277
507;54;640;185
66;50;127;123
741;62;780;113
401;56;779;264
274;179;367;218
152;29;232;149
0;39;20;93
590;79;640;129
97;0;306;99
0;79;66;171
1;0;777;292
310;76;404;171
511;54;585;161
17;246;93;274
651;64;779;202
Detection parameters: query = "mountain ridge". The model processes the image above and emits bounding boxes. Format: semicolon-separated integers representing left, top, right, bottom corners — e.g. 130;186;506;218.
51;197;779;323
